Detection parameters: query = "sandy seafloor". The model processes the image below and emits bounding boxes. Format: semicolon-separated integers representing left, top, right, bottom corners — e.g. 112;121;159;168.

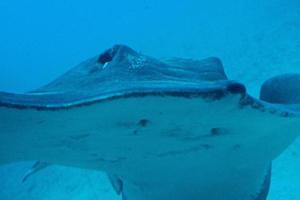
0;0;300;199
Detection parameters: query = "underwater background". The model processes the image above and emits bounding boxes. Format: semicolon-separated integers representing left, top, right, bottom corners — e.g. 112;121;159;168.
0;0;300;199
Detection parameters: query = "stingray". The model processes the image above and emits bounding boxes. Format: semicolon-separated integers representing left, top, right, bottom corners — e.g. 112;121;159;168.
0;45;300;200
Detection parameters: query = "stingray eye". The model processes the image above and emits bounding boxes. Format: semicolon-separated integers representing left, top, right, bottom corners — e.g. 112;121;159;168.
98;48;115;65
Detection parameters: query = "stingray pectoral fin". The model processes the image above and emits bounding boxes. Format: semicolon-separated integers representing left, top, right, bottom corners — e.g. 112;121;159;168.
107;173;123;195
0;88;300;167
1;88;300;200
254;164;272;200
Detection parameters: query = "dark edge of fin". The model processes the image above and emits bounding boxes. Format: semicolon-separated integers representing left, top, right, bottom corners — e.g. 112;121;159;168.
0;81;245;111
254;164;272;200
22;161;51;183
107;174;123;195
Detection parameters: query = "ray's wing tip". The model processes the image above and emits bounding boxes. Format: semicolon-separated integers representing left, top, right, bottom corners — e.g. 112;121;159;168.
258;73;300;114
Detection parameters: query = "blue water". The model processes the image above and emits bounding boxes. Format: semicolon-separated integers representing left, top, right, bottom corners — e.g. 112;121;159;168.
0;0;300;199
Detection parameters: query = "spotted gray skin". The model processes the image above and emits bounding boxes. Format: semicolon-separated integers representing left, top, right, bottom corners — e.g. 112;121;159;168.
1;45;300;200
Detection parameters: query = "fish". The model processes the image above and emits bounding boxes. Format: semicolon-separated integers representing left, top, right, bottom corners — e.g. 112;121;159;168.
0;45;299;200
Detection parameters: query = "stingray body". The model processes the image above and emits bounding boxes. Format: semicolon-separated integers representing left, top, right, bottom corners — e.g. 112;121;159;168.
0;45;300;200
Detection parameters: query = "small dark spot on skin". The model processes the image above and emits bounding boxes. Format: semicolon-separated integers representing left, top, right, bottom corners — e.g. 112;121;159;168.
210;128;224;136
138;119;150;127
133;130;138;135
133;119;150;135
210;128;230;137
37;120;45;125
